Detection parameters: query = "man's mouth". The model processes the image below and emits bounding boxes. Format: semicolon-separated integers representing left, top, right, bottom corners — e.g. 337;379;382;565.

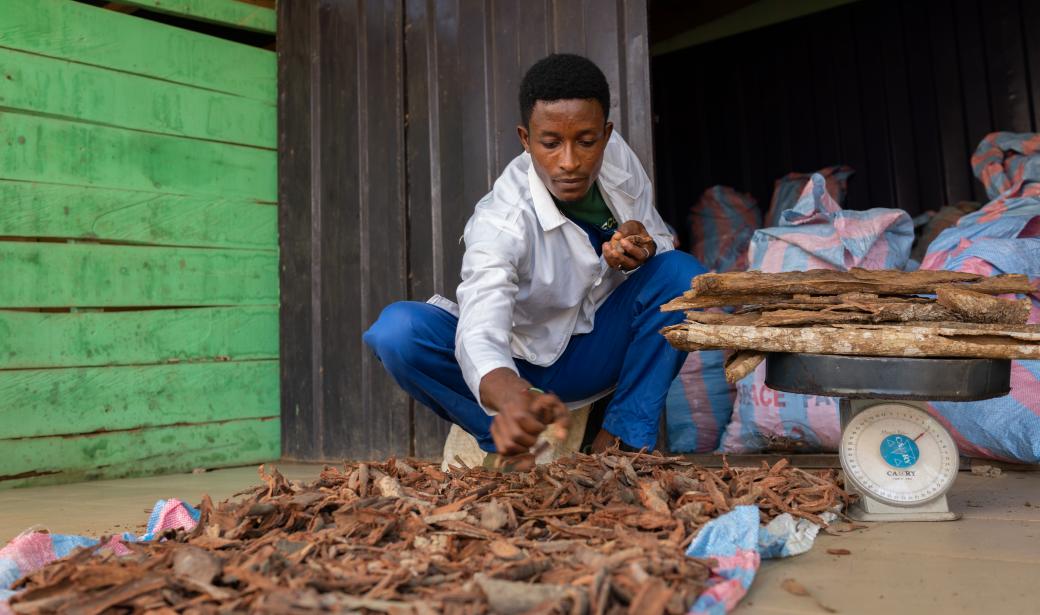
555;177;586;185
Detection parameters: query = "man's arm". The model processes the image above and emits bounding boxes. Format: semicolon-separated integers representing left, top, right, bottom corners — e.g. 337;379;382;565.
455;216;568;454
480;368;567;454
606;132;675;256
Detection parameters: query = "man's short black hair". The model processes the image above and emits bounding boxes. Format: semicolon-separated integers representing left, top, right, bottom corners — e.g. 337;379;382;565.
519;53;610;127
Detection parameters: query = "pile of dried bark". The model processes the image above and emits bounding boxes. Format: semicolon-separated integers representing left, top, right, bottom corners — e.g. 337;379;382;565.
8;452;848;615
661;269;1040;381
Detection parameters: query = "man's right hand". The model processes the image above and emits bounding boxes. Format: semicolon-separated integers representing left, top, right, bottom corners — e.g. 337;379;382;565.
480;368;569;455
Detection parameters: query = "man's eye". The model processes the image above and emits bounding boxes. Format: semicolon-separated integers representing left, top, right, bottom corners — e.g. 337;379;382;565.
580;140;596;147
540;141;560;149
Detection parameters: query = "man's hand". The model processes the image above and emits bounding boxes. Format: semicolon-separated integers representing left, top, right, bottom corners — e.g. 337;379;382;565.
603;220;655;272
480;368;569;455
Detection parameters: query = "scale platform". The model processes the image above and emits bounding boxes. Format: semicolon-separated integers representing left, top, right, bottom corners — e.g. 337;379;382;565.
765;353;1011;522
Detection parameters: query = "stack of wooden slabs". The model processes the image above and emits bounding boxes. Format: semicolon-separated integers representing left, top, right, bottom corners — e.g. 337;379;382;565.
660;269;1040;383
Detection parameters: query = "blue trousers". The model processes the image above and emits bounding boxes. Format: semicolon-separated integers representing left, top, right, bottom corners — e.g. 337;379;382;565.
363;250;707;452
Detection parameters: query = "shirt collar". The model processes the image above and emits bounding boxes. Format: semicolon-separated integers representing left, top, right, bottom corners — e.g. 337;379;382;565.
597;157;633;193
528;162;569;231
526;156;634;232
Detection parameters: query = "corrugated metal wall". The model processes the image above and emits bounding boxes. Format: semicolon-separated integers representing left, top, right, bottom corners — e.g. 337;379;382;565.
279;0;653;460
652;0;1040;249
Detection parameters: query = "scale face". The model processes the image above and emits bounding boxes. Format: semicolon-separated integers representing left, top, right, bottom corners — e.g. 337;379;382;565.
840;402;959;507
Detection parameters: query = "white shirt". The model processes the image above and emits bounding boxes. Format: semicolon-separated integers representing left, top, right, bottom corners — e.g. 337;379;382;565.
428;132;674;411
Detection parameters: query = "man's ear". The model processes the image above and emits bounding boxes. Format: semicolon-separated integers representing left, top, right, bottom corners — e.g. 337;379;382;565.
517;125;530;153
603;121;614;142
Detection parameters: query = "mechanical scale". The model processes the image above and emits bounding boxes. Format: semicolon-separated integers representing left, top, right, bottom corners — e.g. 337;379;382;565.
765;353;1011;522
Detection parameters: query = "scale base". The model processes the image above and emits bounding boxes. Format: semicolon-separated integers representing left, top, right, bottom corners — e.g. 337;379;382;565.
847;493;961;522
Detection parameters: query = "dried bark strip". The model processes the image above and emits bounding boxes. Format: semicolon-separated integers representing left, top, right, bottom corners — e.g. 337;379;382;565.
683;303;957;327
689;269;1031;297
724;350;767;383
9;453;848;615
663;322;1040;360
662;291;938;312
936;286;1031;325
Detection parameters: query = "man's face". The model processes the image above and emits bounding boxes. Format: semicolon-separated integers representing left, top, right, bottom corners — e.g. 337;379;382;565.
518;99;613;202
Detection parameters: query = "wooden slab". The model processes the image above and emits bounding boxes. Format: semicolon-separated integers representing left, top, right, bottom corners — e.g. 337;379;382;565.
0;242;277;308
0;48;275;148
0;418;279;488
117;0;276;34
0;307;277;369
0;182;276;250
0;112;275;201
0;361;277;438
0;0;275;101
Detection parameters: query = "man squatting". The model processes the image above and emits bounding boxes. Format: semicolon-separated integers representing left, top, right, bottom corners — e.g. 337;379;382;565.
364;54;706;457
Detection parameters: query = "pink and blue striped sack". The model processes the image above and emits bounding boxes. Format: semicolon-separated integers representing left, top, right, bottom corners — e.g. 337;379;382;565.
763;165;854;229
922;132;1040;271
749;172;914;272
666;349;736;453
670;186;761;453
971;132;1040;201
722;173;914;453
920;131;1040;463
0;499;199;613
690;186;761;273
686;505;834;614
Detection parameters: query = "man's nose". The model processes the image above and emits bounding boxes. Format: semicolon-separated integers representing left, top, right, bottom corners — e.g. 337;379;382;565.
559;143;580;172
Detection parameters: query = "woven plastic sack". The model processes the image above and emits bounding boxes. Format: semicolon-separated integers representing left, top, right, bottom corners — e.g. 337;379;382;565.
970;132;1040;200
671;185;759;452
690;186;761;273
763;165;854;229
720;174;914;453
666;349;736;453
749;172;914;272
919;131;1040;463
0;499;199;613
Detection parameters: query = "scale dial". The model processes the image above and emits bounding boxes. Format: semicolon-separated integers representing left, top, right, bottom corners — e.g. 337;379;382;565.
840;402;959;507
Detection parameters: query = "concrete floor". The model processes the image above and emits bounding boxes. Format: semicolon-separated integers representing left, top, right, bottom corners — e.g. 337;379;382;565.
1;465;1038;614
0;464;325;542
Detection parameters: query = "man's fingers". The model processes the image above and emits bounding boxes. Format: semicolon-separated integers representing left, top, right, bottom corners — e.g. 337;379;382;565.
614;252;639;269
491;418;537;454
602;242;627;270
514;412;548;435
619;238;642;258
617;220;645;237
620;237;653;260
549;401;570;426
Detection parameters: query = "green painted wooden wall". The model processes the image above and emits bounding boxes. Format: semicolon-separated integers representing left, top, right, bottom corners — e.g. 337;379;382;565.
0;0;279;488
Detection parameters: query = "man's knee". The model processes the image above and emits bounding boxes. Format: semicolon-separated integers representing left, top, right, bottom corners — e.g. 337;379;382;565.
649;250;708;294
363;302;430;368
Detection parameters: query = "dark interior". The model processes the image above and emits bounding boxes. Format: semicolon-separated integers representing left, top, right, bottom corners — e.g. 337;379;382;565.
648;0;1040;251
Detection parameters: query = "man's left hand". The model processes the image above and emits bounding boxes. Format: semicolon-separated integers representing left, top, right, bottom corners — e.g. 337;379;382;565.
603;220;655;272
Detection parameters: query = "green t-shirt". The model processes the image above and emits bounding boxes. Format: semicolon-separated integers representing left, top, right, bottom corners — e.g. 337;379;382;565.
552;182;616;231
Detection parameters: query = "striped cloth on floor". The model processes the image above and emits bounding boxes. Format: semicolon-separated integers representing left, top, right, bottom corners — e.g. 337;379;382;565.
0;499;199;614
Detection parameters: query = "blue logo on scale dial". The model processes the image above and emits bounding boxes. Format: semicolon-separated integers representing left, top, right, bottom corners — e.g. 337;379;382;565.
880;434;920;468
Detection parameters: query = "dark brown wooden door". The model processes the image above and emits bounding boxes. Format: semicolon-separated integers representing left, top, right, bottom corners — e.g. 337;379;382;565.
279;0;654;460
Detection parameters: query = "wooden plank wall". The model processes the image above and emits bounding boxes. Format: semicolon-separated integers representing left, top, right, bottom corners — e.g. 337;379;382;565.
117;0;277;33
0;0;279;488
652;0;1040;250
279;0;654;460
